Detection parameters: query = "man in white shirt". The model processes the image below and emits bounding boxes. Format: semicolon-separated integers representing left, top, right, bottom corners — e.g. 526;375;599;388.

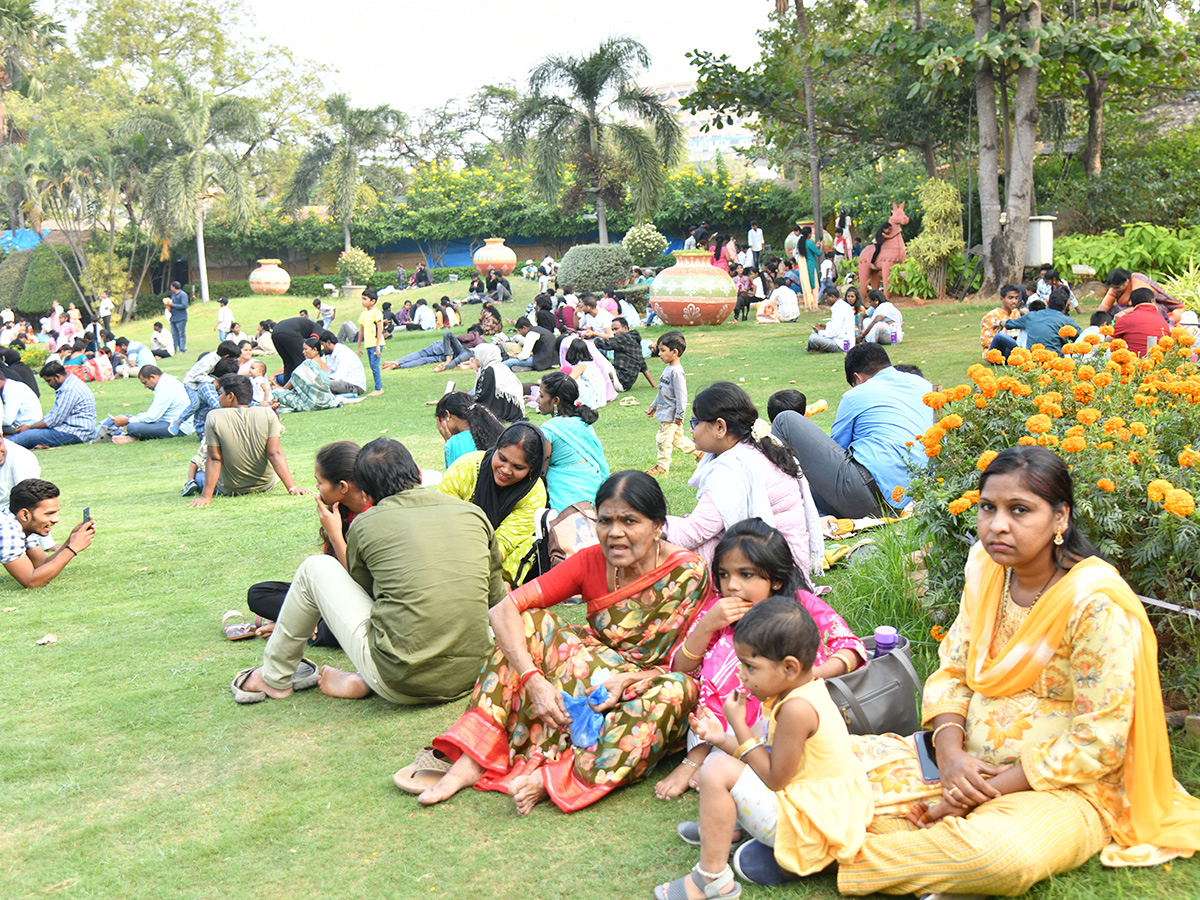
683;226;697;250
747;221;765;269
97;292;115;331
0;375;42;434
0;437;39;506
859;291;904;344
771;284;800;323
151;322;174;358
320;331;367;394
807;287;856;353
578;294;614;337
412;299;437;331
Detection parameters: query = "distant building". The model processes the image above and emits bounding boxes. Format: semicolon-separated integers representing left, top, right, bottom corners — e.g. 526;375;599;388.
644;81;771;172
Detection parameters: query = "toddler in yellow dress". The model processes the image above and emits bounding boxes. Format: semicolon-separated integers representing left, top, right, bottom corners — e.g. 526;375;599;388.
654;595;873;899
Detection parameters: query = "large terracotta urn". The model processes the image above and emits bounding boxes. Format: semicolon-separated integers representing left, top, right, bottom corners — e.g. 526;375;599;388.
473;238;517;278
648;250;736;326
248;259;291;295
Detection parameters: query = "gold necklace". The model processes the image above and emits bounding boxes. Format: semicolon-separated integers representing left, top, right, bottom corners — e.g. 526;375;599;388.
1003;566;1057;607
614;542;660;590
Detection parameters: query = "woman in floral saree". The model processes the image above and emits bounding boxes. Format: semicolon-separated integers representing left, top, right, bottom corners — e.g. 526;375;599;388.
409;470;709;814
270;339;341;413
839;446;1200;897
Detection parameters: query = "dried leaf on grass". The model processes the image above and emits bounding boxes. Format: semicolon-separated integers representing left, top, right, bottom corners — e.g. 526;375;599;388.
36;633;58;645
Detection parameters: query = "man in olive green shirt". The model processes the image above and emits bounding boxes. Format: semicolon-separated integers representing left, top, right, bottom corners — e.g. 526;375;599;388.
232;437;506;705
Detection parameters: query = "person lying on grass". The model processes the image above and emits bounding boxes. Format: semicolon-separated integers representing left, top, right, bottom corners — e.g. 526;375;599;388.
1;478;93;588
230;437;506;705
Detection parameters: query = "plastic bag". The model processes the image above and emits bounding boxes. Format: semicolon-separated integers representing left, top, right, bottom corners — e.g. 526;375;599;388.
562;685;609;749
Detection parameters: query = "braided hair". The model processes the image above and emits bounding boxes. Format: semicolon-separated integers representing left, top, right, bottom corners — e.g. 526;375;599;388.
539;371;599;425
692;381;799;477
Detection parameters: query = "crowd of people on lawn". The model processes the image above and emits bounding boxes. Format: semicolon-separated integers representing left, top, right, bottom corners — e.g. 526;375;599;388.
4;238;1200;899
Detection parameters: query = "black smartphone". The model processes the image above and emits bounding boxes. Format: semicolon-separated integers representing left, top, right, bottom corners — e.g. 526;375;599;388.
82;506;91;523
914;730;940;783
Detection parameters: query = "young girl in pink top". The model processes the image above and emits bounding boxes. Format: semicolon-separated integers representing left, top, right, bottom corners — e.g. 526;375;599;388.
655;518;866;800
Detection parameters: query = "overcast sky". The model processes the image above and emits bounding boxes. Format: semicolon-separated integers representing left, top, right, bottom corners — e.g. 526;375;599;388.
241;0;767;113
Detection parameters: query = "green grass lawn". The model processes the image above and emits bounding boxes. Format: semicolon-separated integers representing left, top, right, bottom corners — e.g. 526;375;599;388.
2;283;1196;900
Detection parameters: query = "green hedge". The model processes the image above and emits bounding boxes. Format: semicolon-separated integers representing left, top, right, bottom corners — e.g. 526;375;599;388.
0;249;33;312
19;242;77;315
557;244;634;293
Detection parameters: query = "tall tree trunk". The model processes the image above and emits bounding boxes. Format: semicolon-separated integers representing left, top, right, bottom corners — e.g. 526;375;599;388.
921;140;937;177
998;7;1012;170
1081;69;1107;177
1001;0;1042;285
195;209;211;305
794;0;822;239
595;193;609;245
343;219;351;253
974;0;1004;295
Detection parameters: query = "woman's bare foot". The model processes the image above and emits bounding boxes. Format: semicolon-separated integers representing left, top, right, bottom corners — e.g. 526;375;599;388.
239;666;293;699
510;772;549;816
318;665;373;699
654;762;696;800
418;754;485;805
431;362;447;372
254;620;275;638
366;389;384;397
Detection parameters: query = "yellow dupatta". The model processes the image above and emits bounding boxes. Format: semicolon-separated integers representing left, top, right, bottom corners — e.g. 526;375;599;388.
960;542;1200;859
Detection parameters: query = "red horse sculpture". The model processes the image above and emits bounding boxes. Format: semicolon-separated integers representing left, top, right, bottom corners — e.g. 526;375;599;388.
857;202;909;295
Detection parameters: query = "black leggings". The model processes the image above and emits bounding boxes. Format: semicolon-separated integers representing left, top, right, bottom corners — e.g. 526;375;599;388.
246;581;341;648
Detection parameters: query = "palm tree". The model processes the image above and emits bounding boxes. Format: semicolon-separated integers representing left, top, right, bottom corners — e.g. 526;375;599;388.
114;71;259;305
284;93;403;253
511;37;683;244
0;0;63;144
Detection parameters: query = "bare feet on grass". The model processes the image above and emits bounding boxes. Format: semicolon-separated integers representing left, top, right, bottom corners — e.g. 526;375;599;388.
417;754;485;806
366;389;384;397
654;762;696;800
318;665;373;699
240;666;292;699
510;772;549;816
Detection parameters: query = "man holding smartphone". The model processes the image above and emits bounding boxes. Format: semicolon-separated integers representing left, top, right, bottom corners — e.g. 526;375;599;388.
1;478;93;588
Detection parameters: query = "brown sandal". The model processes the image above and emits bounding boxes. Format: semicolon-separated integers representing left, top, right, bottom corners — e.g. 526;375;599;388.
393;746;453;794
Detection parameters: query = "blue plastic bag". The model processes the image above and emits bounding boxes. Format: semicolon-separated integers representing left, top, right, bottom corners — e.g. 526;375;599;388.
562;685;609;749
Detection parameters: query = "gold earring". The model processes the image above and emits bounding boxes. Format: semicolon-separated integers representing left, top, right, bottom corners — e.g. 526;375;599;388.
1054;529;1064;546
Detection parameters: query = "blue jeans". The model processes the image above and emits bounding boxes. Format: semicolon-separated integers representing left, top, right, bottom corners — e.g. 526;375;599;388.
989;332;1019;361
321;315;333;330
217;330;227;341
503;358;531;370
127;420;176;440
10;427;84;449
170;319;187;353
366;347;382;390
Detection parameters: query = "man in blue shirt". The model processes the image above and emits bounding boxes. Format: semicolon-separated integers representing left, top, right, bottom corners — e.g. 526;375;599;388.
167;281;189;353
991;290;1077;358
97;366;193;443
772;344;933;518
10;362;97;449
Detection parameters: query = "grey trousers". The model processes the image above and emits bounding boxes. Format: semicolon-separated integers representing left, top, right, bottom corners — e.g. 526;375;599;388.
329;378;364;394
771;411;882;518
807;332;848;353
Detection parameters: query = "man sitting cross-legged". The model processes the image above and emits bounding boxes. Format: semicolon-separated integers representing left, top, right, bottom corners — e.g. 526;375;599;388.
230;437;506;705
1;478;94;588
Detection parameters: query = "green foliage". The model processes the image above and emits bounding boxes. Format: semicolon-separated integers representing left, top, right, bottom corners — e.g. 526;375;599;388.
621;222;668;266
19;242;76;314
336;247;374;286
557;244;633;293
828;154;926;238
906;179;965;299
651;251;676;269
1162;256;1200;314
20;345;48;370
889;256;981;300
653;163;798;242
0;248;34;310
1053;223;1200;283
82;250;132;301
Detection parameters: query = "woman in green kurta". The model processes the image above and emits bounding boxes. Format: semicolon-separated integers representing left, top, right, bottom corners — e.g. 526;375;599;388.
438;423;547;584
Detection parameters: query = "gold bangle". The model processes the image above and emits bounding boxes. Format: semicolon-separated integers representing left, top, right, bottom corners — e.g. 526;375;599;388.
681;757;701;769
735;738;764;760
678;641;704;662
932;721;966;750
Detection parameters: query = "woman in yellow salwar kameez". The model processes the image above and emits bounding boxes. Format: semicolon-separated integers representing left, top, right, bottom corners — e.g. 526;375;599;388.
840;446;1200;898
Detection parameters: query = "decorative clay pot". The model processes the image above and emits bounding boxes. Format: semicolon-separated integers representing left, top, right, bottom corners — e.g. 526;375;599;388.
648;250;736;326
341;285;365;301
248;259;291;295
473;237;517;278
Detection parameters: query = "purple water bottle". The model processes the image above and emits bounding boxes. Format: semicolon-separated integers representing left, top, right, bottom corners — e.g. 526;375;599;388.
874;626;898;658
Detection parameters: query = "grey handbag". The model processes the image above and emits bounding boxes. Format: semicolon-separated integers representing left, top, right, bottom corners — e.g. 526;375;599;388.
824;634;924;736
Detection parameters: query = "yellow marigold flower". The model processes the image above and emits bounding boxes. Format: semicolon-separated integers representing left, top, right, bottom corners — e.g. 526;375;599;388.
940;413;964;429
1058;325;1078;339
1148;479;1173;503
1130;421;1148;437
1019;436;1038;445
1038;434;1059;447
891;485;905;503
1061;436;1087;453
975;396;989;408
1097;478;1116;492
923;391;948;411
1163;488;1195;517
977;450;998;471
1099;325;1115;336
1179;448;1199;467
1025;414;1052;434
947;498;972;515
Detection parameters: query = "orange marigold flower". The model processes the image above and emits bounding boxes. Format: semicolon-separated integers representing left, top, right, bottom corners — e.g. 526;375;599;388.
930;625;948;642
1099;325;1115;336
1031;348;1055;364
977;450;998;471
1097;478;1116;492
1038;434;1059;447
1158;336;1175;351
1018;436;1038;446
1008;347;1032;366
1111;349;1136;365
985;349;1005;365
947;498;972;515
1097;441;1115;450
975;396;989;408
1116;427;1132;443
1058;325;1078;339
1012;383;1033;397
940;413;964;429
1110;338;1128;350
1025;414;1053;434
1148;479;1173;503
1077;365;1096;381
1179;448;1199;467
1130;422;1148;437
1128;451;1141;464
1066;424;1085;438
1073;385;1096;403
1083;334;1102;346
926;444;941;458
1093;372;1114;388
1077;407;1102;425
1061;436;1087;453
946;384;972;401
891;485;905;503
962;490;981;504
1103;416;1127;434
1164;488;1196;517
923;391;948;411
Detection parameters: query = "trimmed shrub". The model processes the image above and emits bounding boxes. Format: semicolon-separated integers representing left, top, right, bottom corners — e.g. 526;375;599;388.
651;251;677;269
19;242;77;315
616;283;651;312
337;247;375;285
0;249;34;312
557;244;634;293
622;222;669;266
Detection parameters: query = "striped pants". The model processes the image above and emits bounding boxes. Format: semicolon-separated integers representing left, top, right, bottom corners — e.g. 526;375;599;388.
838;789;1108;896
